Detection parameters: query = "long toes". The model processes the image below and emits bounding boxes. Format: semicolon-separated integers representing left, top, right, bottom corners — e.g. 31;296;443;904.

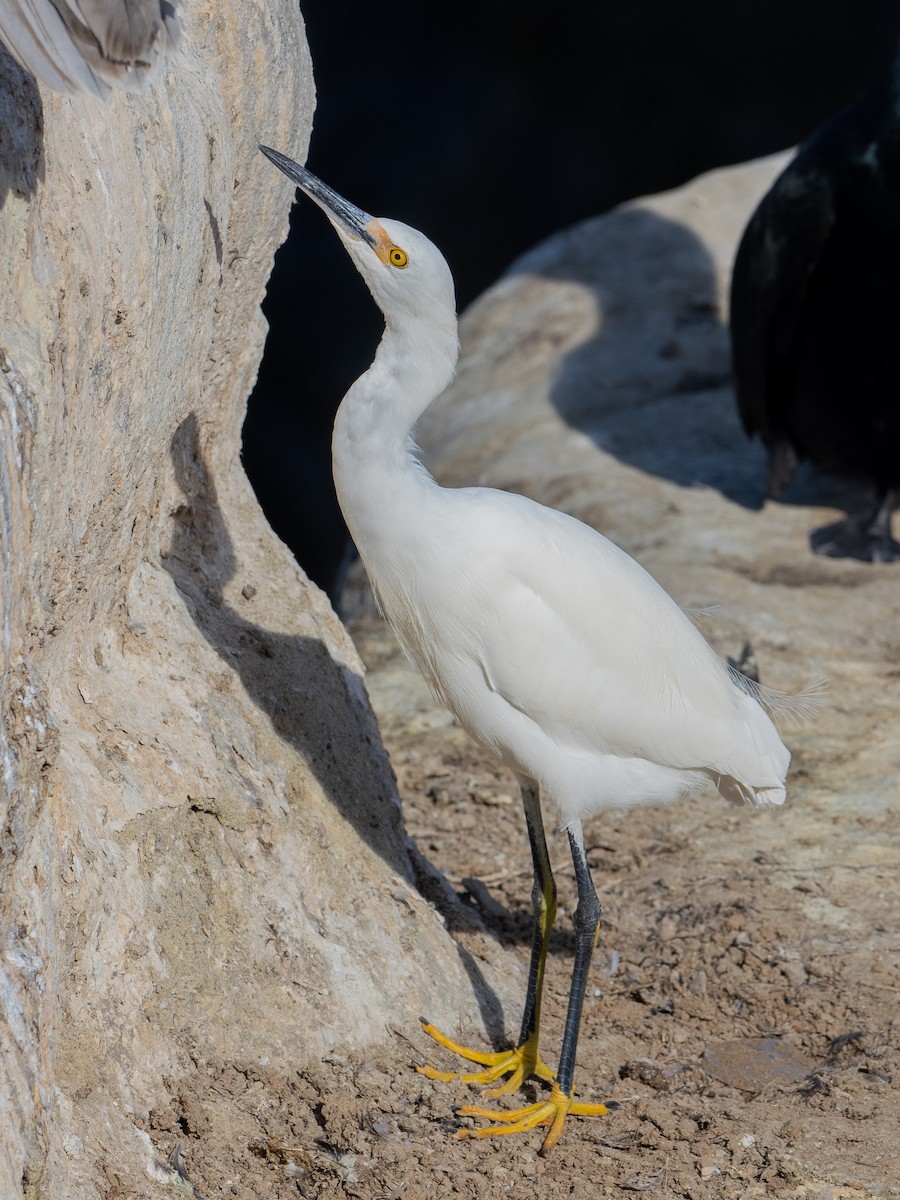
418;1019;554;1092
456;1101;553;1132
416;1064;469;1083
452;1083;614;1153
416;1060;510;1086
457;1117;547;1140
457;1102;544;1123
538;1104;569;1156
419;1021;504;1067
531;1058;558;1084
482;1061;532;1097
483;1075;522;1098
569;1099;614;1116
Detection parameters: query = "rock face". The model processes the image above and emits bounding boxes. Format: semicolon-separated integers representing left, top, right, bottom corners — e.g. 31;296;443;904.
418;152;900;811
0;7;477;1196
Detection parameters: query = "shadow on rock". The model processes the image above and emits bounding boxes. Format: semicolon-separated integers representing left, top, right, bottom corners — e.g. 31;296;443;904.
0;44;43;207
164;413;413;875
532;207;870;516
163;415;509;1035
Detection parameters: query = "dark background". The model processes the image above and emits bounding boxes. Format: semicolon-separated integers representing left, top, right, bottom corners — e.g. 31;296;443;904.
243;1;900;597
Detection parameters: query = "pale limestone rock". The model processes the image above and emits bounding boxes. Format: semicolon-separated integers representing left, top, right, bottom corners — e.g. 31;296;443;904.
0;6;481;1196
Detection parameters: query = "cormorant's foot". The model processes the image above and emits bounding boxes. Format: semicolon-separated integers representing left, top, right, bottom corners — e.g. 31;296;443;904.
810;515;900;562
417;1020;555;1096
455;1082;615;1157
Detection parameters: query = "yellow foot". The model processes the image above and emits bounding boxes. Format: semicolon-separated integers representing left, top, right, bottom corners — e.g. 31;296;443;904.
456;1081;613;1156
417;1020;555;1097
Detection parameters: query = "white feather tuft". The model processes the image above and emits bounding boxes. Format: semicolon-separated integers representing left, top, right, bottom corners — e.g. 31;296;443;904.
683;605;720;629
728;663;828;729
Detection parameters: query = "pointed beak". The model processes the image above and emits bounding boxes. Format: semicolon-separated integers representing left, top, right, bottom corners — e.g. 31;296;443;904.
259;145;377;247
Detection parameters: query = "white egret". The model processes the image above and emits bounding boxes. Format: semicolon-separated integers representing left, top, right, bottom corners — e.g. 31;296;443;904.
259;144;794;1155
0;0;179;99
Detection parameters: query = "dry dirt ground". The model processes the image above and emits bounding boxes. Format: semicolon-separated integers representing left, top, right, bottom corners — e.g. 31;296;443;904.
139;609;900;1200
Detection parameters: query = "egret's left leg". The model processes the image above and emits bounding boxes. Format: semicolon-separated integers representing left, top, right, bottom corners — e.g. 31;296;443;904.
418;781;556;1094
456;820;613;1155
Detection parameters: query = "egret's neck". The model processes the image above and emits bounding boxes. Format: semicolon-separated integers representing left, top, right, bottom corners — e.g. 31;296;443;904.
332;312;458;551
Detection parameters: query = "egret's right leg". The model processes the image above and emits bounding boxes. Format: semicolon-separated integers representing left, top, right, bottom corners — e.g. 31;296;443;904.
418;780;556;1094
455;819;613;1154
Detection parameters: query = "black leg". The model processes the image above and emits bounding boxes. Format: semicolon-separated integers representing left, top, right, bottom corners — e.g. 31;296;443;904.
555;820;601;1098
447;811;613;1152
517;781;556;1047
417;778;556;1091
869;487;899;562
766;437;799;498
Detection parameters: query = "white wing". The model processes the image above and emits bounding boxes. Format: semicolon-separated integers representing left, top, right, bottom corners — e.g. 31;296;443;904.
457;492;788;794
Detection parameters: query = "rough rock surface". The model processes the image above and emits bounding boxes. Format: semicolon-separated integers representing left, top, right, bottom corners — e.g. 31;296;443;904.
0;7;485;1197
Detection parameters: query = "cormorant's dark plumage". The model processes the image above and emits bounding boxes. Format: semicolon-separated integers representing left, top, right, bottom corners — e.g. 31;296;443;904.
731;54;900;561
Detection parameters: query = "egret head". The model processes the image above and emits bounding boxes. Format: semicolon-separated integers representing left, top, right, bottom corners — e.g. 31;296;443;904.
259;146;456;330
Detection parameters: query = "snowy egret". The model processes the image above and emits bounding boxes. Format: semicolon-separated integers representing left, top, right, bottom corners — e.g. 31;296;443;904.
731;51;900;562
260;144;793;1155
0;0;179;99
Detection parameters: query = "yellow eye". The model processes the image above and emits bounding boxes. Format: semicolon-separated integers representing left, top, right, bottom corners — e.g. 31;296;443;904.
389;246;409;268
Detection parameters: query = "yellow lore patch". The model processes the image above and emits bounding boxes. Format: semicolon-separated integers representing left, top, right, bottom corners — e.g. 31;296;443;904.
367;219;409;268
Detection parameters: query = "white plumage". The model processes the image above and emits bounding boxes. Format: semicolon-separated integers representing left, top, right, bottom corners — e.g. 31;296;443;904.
259;145;795;1155
370;482;788;823
0;0;179;99
324;212;790;824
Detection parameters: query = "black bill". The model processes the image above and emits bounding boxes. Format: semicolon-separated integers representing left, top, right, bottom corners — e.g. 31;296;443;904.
258;145;376;246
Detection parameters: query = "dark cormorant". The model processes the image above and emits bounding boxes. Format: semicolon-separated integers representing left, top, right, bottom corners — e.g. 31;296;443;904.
730;54;900;562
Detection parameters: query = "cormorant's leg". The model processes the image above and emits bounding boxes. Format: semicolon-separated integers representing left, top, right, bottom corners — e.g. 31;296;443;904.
867;488;900;562
455;819;614;1155
810;486;900;561
766;437;799;498
418;780;556;1093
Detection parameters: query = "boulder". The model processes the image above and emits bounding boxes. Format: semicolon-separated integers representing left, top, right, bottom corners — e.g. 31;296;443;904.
0;6;480;1196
